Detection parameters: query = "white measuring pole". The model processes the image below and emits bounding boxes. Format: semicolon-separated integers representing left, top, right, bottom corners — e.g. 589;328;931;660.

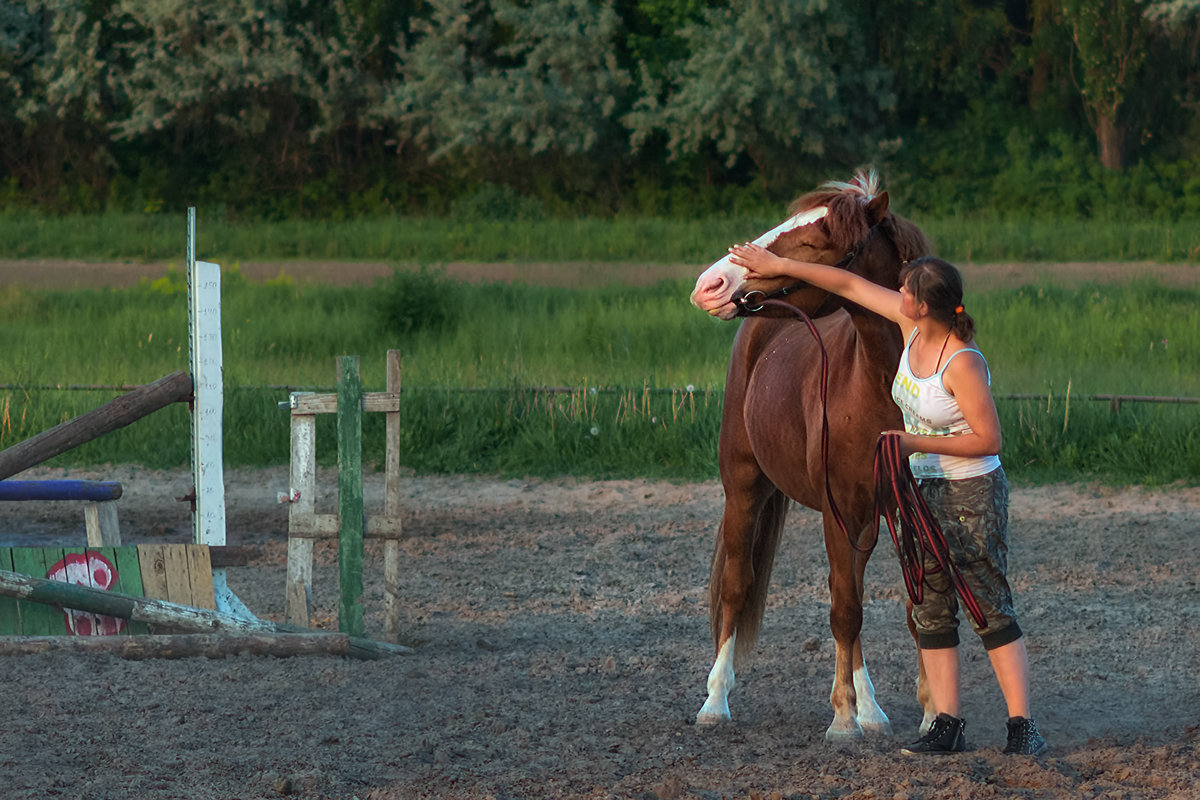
186;210;252;618
186;208;227;547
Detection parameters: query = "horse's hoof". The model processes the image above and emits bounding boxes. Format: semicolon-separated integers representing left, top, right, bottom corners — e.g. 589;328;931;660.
824;722;865;742
695;712;732;727
861;719;893;737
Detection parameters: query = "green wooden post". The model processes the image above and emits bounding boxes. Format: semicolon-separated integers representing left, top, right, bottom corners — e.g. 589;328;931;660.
337;355;364;637
0;550;20;634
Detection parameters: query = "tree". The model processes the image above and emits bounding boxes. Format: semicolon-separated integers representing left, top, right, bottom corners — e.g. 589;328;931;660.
1059;0;1158;170
384;0;632;159
622;0;895;189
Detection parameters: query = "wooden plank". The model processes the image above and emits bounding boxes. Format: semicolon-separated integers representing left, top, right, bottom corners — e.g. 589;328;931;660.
137;544;171;603
12;548;60;635
185;545;216;610
383;349;403;641
337;355;364;637
285;537;313;628
161;544;194;606
288;514;403;539
0;550;19;635
93;546;145;635
84;500;122;547
286;411;317;627
289;392;401;415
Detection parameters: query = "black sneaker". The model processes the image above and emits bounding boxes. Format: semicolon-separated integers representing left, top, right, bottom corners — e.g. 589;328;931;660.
1003;716;1047;756
901;713;966;754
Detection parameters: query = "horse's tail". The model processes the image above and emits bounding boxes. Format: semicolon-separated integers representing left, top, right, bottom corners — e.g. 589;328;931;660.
709;489;790;667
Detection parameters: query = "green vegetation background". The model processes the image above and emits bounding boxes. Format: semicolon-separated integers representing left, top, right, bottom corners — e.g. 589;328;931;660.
3;220;1198;486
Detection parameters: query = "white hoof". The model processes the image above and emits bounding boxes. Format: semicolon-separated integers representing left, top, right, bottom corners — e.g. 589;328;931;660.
695;710;732;727
861;718;893;737
824;720;865;742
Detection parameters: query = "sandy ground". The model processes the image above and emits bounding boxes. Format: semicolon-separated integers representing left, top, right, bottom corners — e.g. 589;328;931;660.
1;259;1199;799
1;464;1199;799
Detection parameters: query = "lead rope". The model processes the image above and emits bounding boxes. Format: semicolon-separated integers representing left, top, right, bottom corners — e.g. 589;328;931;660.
758;298;872;554
873;433;988;628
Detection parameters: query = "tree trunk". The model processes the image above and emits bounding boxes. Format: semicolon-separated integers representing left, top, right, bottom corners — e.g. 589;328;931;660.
1095;110;1127;171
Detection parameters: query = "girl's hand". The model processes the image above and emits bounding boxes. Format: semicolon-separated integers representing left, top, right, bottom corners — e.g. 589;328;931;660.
728;242;785;279
881;430;917;458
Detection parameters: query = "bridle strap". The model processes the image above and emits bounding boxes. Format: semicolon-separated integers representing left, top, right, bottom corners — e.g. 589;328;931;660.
757;298;873;555
734;230;870;317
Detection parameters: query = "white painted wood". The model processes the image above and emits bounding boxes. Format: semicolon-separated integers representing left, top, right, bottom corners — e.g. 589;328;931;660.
187;258;226;547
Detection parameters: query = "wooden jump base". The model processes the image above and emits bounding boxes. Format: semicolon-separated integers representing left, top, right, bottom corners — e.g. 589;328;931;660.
0;564;410;659
0;544;216;637
0;632;384;660
283;351;403;641
0;479;124;546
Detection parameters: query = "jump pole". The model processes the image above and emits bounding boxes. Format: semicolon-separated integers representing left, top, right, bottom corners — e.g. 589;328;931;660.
187;208;252;620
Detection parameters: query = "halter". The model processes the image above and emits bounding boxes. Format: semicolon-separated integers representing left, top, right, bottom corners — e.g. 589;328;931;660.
733;230;871;317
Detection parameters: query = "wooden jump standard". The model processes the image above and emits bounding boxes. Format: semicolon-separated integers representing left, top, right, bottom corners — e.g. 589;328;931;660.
284;351;404;641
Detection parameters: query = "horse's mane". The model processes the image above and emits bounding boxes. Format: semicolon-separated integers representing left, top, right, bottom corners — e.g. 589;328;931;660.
787;168;933;263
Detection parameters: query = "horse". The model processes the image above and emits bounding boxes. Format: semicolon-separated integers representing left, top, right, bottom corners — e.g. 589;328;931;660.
688;170;935;740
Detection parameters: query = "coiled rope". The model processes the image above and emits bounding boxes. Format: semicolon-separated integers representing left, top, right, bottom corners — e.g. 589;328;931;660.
873;433;988;628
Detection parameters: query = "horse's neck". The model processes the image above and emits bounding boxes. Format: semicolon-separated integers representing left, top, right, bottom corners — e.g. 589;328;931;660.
841;306;904;370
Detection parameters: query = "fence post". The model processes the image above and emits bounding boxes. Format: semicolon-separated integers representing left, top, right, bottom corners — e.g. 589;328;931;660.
337;356;364;638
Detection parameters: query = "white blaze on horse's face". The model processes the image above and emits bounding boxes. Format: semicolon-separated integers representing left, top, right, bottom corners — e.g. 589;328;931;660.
690;206;830;320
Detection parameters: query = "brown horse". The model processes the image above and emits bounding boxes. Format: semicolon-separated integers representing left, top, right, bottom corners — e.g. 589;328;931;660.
689;170;934;740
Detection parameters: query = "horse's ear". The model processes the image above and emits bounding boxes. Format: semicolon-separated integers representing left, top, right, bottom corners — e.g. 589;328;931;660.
865;191;890;225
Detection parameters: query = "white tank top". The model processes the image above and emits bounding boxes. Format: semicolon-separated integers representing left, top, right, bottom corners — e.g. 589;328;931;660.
890;329;1002;480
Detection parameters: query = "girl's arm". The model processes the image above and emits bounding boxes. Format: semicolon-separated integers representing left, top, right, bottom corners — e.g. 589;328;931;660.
888;351;1003;458
728;243;909;326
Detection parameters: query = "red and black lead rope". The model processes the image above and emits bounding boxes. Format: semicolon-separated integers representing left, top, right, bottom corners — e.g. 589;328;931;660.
873;433;988;629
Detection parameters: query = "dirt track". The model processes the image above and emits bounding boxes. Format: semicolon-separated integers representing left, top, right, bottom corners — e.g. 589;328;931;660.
1;464;1199;799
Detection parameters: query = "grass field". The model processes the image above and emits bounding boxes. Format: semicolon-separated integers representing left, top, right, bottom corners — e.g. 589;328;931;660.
2;262;1198;485
4;212;1200;264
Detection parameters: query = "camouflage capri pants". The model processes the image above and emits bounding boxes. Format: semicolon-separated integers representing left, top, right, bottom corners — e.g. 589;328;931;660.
909;466;1023;651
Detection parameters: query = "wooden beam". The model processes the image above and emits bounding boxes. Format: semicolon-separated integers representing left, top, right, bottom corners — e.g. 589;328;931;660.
289;392;401;415
0;633;365;660
0;371;193;481
0;568;413;659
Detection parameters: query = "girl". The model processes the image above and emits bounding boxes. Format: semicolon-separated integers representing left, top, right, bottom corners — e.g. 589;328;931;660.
727;244;1046;756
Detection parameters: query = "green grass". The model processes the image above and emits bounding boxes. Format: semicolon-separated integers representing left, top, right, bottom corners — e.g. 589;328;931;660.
2;270;1199;485
5;212;1200;263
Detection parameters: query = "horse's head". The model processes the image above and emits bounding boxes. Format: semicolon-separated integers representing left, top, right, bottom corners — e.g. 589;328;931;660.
690;170;929;320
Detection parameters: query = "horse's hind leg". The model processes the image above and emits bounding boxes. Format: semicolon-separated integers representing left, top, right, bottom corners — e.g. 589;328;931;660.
824;519;891;740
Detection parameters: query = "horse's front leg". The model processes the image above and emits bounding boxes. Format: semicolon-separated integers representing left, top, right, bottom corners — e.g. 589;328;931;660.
696;505;754;727
696;486;786;726
850;638;891;736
